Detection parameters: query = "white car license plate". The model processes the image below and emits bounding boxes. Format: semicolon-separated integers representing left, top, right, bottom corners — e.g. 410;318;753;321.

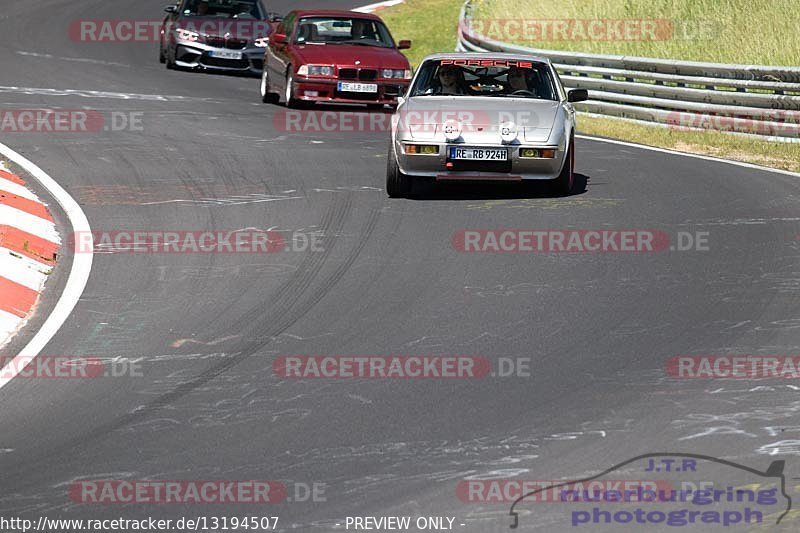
338;81;378;93
208;50;243;60
449;147;508;161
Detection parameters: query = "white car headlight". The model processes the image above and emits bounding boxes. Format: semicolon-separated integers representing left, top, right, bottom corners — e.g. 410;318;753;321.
254;37;269;47
175;28;201;43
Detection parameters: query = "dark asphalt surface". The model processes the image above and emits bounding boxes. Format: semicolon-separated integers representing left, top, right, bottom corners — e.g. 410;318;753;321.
1;1;800;532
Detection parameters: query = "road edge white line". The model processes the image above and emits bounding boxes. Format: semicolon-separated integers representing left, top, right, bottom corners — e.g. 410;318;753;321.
353;0;405;14
576;134;800;179
0;143;93;390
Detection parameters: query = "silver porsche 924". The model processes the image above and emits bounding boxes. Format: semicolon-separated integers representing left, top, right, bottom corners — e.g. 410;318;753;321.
386;53;588;198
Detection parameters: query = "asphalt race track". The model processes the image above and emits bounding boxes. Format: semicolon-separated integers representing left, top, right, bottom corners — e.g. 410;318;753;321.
1;1;800;532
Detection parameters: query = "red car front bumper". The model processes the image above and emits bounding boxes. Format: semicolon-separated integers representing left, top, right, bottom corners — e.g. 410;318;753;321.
292;77;409;105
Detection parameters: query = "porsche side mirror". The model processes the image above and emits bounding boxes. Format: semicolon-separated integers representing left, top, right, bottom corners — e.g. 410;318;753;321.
567;88;589;103
164;5;178;14
398;40;412;50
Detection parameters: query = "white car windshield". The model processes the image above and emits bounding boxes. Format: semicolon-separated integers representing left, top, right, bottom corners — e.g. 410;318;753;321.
410;59;558;100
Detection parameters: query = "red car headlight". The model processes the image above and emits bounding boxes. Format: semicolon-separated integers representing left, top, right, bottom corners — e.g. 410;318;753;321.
382;69;412;79
298;65;335;77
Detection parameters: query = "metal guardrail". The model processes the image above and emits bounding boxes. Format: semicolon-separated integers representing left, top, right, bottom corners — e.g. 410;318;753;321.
456;0;800;140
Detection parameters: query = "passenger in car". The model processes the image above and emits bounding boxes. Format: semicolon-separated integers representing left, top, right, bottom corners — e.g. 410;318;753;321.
296;23;319;43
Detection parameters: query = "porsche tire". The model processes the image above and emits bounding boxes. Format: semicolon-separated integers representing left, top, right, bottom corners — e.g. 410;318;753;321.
386;143;412;198
552;133;575;196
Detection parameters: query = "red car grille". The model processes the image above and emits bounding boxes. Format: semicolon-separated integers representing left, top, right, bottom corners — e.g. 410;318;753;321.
359;69;377;81
338;68;378;81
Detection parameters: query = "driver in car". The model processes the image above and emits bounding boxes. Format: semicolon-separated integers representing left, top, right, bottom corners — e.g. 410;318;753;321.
436;64;466;95
506;66;550;98
196;0;210;16
351;19;377;41
507;67;531;92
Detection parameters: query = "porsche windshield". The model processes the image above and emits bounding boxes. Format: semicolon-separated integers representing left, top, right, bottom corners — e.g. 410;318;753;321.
410;59;558;100
293;17;394;48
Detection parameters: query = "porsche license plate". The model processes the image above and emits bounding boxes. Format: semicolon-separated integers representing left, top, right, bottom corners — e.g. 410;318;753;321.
449;147;508;160
338;81;378;93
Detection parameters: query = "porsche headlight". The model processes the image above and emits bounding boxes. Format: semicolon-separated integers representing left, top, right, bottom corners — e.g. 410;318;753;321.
254;37;269;47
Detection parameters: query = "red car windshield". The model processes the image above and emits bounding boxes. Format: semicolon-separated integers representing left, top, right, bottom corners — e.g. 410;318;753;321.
294;17;394;48
410;59;558;100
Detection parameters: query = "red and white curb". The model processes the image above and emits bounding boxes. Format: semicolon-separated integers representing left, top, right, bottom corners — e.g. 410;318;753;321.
353;0;405;14
0;143;92;390
0;161;60;348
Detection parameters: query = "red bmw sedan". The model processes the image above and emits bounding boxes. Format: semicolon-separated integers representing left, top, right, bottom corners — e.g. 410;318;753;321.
260;10;412;109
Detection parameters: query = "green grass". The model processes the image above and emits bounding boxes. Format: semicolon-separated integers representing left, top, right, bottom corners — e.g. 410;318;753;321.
578;116;800;173
381;0;462;67
472;0;800;65
380;0;800;173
